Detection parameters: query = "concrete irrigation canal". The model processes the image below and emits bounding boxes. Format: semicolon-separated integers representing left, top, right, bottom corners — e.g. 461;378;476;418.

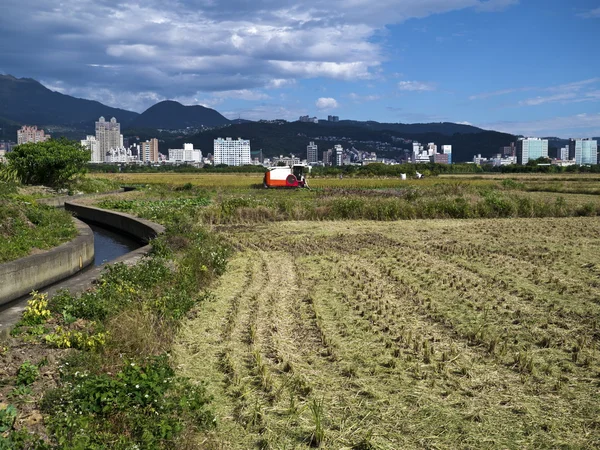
0;202;164;333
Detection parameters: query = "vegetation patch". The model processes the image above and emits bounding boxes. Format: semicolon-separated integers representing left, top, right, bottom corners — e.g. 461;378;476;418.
1;210;230;448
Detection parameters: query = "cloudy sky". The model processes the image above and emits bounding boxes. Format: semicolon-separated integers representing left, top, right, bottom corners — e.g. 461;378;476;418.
1;0;599;136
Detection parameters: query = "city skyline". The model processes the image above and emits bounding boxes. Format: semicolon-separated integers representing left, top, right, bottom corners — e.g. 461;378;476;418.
1;0;598;137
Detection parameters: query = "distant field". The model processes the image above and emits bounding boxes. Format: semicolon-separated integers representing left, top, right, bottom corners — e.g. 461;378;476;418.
175;218;600;449
91;172;499;189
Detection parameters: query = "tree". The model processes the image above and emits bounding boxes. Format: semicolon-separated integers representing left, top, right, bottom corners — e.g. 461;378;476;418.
6;138;90;187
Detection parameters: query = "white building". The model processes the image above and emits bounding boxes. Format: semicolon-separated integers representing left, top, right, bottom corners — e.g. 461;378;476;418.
81;135;101;163
558;146;569;160
213;137;251;166
307;141;318;164
106;146;135;163
168;143;202;164
334;144;344;166
95;117;122;163
411;142;431;163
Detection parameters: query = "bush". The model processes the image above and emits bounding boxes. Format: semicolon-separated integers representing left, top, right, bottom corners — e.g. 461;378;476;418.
6;138;90;187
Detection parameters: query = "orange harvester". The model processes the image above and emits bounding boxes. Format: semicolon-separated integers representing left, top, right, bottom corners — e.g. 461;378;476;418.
263;165;310;188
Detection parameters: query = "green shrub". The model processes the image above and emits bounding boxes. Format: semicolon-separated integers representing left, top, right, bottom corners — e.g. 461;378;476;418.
16;361;39;386
6;138;90;187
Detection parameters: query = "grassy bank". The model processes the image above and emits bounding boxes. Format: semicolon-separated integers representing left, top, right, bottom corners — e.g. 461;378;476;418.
1;209;230;448
0;184;77;263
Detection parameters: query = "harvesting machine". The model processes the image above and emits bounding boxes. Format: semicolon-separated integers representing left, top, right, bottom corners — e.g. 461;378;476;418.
263;164;311;188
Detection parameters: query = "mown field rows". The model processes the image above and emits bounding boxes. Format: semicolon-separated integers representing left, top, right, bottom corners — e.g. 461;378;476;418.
175;218;600;449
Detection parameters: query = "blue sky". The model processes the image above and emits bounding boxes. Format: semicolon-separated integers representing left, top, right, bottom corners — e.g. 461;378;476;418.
1;0;599;136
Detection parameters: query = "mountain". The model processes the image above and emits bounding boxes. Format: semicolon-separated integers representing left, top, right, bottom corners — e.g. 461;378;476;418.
0;74;138;127
127;100;230;129
319;120;486;135
154;121;515;163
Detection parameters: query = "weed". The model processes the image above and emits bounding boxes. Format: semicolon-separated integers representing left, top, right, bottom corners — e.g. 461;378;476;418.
16;361;39;386
309;397;325;447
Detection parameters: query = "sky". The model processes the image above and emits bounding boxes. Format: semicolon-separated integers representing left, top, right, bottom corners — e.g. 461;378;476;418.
1;0;599;137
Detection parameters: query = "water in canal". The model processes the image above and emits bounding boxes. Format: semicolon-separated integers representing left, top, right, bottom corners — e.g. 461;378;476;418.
0;223;141;330
86;222;140;266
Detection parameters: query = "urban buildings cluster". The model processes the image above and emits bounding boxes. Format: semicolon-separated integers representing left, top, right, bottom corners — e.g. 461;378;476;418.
298;115;340;123
4;120;598;169
472;137;598;167
411;142;452;164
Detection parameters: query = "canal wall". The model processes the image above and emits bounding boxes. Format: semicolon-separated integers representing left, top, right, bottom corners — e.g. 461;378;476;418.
0;218;95;307
64;202;165;244
0;202;165;332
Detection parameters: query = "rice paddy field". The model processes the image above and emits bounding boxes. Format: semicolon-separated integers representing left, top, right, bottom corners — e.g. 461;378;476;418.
174;218;600;449
90;173;600;448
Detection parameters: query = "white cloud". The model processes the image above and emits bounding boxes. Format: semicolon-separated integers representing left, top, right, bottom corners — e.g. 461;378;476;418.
0;0;518;111
316;97;339;109
212;89;270;101
482;113;600;137
469;87;532;100
266;78;296;89
348;92;381;102
577;7;600;18
398;81;436;91
519;93;576;106
470;78;600;106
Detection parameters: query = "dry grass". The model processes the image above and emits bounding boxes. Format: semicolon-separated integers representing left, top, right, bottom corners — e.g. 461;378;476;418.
174;218;600;449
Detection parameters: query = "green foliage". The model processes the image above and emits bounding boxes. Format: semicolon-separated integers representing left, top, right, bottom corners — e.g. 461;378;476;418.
16;361;39;386
98;196;210;224
0;162;18;184
44;356;214;449
6;138;90;187
0;404;17;432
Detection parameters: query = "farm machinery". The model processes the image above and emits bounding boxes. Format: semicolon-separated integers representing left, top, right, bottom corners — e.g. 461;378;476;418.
263;164;311;188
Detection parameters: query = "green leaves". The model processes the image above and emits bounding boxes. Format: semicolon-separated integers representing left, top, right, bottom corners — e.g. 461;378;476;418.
5;138;90;187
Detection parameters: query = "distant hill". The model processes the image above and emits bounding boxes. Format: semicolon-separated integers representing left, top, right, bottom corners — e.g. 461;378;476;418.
319;120;486;135
153;121;515;163
0;74;138;127
127;100;230;129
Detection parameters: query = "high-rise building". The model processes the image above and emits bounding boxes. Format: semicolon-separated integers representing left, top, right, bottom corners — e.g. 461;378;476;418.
328;115;339;122
442;145;452;164
558;146;569;160
213;137;251;166
334;144;343;166
17;126;50;145
568;138;598;165
95;117;121;163
81;136;101;163
140;138;159;163
307;141;318;163
516;138;548;165
322;149;332;166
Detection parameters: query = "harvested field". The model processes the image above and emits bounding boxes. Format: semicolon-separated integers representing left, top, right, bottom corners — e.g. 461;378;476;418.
175;217;600;449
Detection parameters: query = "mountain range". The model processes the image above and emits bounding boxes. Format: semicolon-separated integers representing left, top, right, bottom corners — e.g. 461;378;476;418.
0;74;520;161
